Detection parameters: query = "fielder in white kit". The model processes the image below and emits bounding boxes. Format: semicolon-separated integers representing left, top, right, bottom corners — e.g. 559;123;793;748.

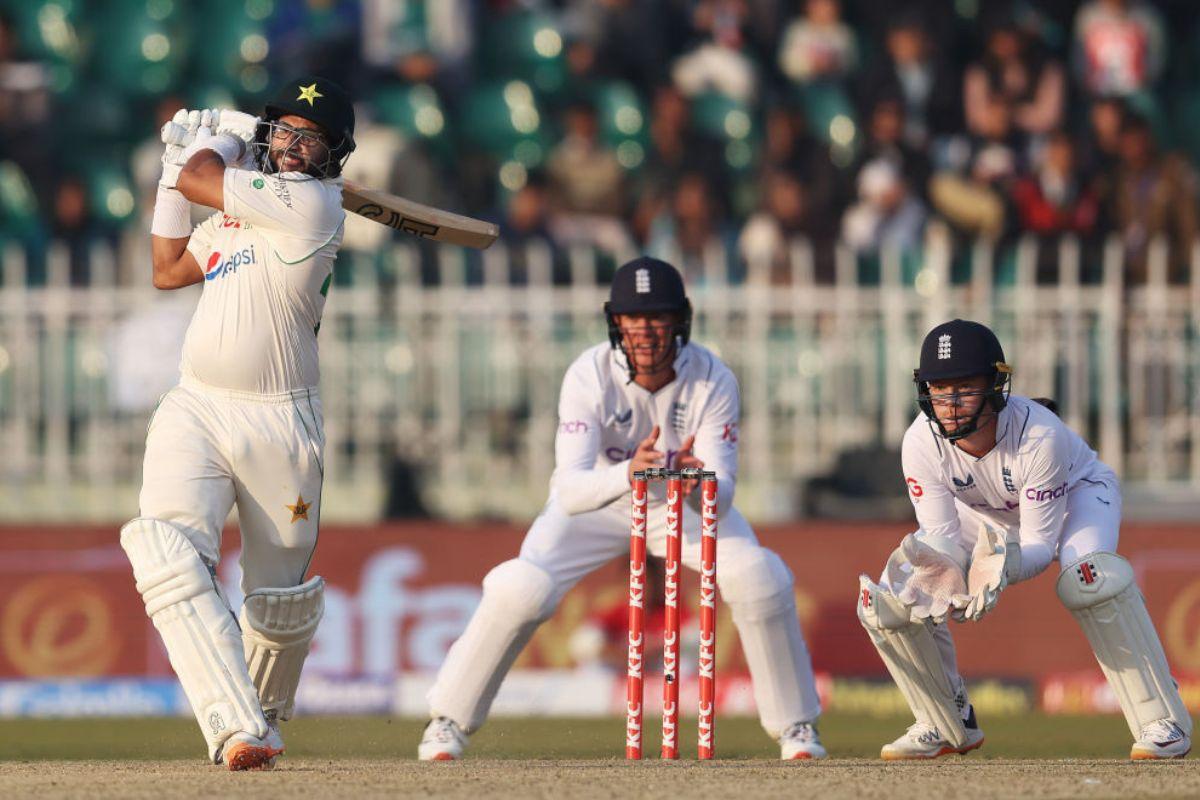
119;76;356;770
859;319;1191;760
419;257;825;760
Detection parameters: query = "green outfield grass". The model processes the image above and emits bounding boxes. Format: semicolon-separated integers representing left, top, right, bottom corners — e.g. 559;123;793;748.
0;713;1151;761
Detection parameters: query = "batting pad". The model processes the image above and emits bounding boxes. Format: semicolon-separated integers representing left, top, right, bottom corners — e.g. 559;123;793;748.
858;575;968;747
120;517;267;760
241;575;325;721
1057;552;1192;739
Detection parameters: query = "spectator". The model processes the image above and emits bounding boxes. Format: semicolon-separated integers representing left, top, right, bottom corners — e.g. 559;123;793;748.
672;0;758;103
849;96;932;206
842;159;927;255
361;0;472;97
269;0;362;88
778;0;857;86
759;103;838;227
0;11;53;210
647;172;730;282
546;98;632;253
856;15;959;148
930;96;1024;237
1102;115;1197;282
739;170;818;282
500;173;567;285
1080;96;1127;180
1011;131;1099;237
564;0;684;89
965;19;1065;139
51;175;116;286
632;85;727;244
1072;0;1165;99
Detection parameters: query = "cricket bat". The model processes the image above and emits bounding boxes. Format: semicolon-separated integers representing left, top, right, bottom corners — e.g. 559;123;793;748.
342;180;499;249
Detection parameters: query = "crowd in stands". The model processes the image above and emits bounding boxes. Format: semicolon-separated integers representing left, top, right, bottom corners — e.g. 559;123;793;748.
1;0;1199;285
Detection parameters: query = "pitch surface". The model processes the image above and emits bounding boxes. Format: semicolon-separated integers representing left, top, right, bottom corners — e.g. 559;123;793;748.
2;715;1196;799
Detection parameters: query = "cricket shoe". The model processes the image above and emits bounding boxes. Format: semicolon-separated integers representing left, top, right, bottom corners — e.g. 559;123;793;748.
1131;719;1191;760
419;716;467;761
880;706;984;761
220;725;285;771
780;721;827;760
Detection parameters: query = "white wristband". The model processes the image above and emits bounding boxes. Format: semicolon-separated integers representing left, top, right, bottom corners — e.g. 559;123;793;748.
181;132;245;166
151;186;193;238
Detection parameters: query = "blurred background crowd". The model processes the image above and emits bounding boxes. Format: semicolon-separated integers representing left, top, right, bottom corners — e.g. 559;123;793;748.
2;0;1199;286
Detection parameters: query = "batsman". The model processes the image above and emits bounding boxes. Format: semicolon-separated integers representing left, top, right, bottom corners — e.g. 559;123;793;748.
120;76;355;769
859;319;1191;760
419;257;826;760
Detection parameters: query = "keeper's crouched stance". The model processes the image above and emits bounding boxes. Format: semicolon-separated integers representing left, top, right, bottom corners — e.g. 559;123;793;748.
122;76;355;769
859;320;1191;761
419;258;825;761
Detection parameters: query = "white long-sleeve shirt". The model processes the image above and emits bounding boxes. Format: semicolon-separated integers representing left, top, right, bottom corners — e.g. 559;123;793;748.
550;342;740;516
901;395;1118;581
181;168;344;394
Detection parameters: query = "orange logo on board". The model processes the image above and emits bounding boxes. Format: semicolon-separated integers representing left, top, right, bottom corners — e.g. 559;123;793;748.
2;575;118;676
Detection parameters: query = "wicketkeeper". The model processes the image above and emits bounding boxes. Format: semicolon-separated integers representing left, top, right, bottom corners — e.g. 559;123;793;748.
859;319;1191;760
120;76;354;769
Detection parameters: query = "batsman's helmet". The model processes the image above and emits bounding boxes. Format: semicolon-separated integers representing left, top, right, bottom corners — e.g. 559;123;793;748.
256;75;356;178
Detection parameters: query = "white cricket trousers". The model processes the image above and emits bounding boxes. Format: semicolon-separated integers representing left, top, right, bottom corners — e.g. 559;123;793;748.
931;477;1123;694
138;375;324;594
429;498;822;737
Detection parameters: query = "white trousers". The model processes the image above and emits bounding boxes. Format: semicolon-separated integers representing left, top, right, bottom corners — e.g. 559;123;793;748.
429;497;822;737
931;477;1123;695
138;375;324;594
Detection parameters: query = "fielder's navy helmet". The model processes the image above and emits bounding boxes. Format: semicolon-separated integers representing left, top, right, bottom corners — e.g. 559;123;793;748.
605;256;692;376
914;319;1012;440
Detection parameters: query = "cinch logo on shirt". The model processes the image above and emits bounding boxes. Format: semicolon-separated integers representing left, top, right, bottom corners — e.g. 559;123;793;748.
1025;481;1068;502
558;420;589;434
606;446;682;468
204;246;257;280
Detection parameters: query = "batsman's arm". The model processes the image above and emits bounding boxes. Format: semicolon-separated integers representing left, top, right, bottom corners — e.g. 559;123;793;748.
176;150;228;212
150;233;203;289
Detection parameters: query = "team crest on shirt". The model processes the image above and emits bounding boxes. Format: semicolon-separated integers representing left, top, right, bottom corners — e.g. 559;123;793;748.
1002;466;1017;493
286;494;312;523
670;402;687;434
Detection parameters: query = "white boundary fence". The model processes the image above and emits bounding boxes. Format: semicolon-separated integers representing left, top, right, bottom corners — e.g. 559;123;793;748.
1;227;1199;523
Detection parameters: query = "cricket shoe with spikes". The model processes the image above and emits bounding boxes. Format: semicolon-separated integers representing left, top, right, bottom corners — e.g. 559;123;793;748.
418;716;468;761
1131;719;1191;760
881;705;984;761
780;721;827;760
220;724;285;771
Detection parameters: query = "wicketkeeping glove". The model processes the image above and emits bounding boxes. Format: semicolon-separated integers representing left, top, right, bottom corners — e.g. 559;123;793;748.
893;532;970;624
957;523;1021;622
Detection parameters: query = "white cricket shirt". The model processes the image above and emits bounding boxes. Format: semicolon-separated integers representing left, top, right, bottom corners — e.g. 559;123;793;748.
551;342;740;515
902;394;1118;580
181;168;344;394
